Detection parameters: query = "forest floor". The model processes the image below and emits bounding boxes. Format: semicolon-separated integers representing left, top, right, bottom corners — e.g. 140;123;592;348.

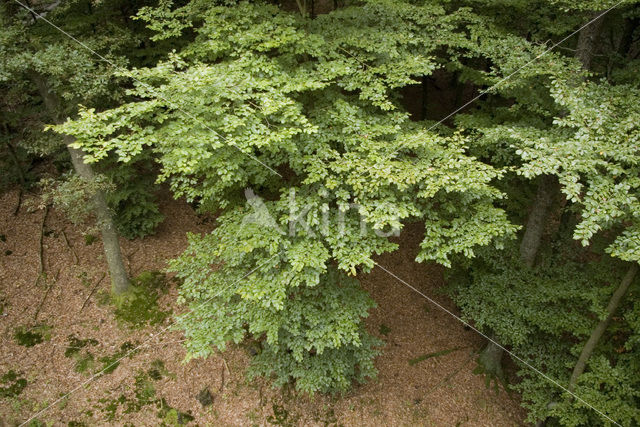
0;187;526;426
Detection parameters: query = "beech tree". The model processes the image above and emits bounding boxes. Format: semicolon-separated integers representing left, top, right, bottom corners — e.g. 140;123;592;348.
55;0;520;392
3;0;638;424
1;0;171;293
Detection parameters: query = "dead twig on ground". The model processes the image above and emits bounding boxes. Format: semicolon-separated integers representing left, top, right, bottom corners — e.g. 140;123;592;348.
80;272;106;312
126;247;140;275
219;359;226;393
34;205;49;288
13;188;22;216
61;230;79;265
34;267;60;321
223;357;230;376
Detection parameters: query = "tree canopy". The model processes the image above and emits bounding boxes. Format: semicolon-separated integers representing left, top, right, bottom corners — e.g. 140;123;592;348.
2;0;640;424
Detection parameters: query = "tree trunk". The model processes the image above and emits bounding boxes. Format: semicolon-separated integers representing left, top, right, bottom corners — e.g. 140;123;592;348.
66;140;130;294
567;263;638;393
520;175;559;268
575;11;606;71
31;73;130;294
618;18;640;59
478;176;559;381
477;335;505;382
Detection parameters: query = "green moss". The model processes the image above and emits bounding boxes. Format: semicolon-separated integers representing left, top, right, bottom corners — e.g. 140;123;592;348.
0;370;27;398
124;371;156;413
98;341;137;374
64;338;136;377
96;290;111;306
147;359;170;381
14;324;51;347
266;404;298;426
64;335;99;373
378;324;391;336
77;272;91;288
84;234;97;246
113;271;171;328
97;363;191;424
65;335;99;357
99;394;127;421
76;354;97;373
158;401;195;426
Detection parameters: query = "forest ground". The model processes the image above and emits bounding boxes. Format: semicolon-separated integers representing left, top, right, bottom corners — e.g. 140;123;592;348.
0;186;526;426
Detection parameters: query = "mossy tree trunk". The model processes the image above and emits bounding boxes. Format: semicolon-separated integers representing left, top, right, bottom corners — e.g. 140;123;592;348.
65;141;130;294
31;74;130;294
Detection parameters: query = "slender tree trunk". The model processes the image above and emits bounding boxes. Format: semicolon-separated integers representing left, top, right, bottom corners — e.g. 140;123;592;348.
568;263;638;393
520;175;559;268
521;10;601;270
66;140;130;294
31;73;130;294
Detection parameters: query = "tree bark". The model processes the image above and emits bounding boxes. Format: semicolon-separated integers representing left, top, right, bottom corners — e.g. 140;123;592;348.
477;334;505;382
66;140;130;294
31;73;130;294
575;12;606;71
520;175;559;268
478;12;604;389
567;263;638;393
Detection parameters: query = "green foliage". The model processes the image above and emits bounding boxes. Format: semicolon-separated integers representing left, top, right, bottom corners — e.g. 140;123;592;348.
39;157;163;239
10;0;640;423
100;153;164;239
172;226;383;393
53;0;526;395
40;173;114;228
450;239;640;425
